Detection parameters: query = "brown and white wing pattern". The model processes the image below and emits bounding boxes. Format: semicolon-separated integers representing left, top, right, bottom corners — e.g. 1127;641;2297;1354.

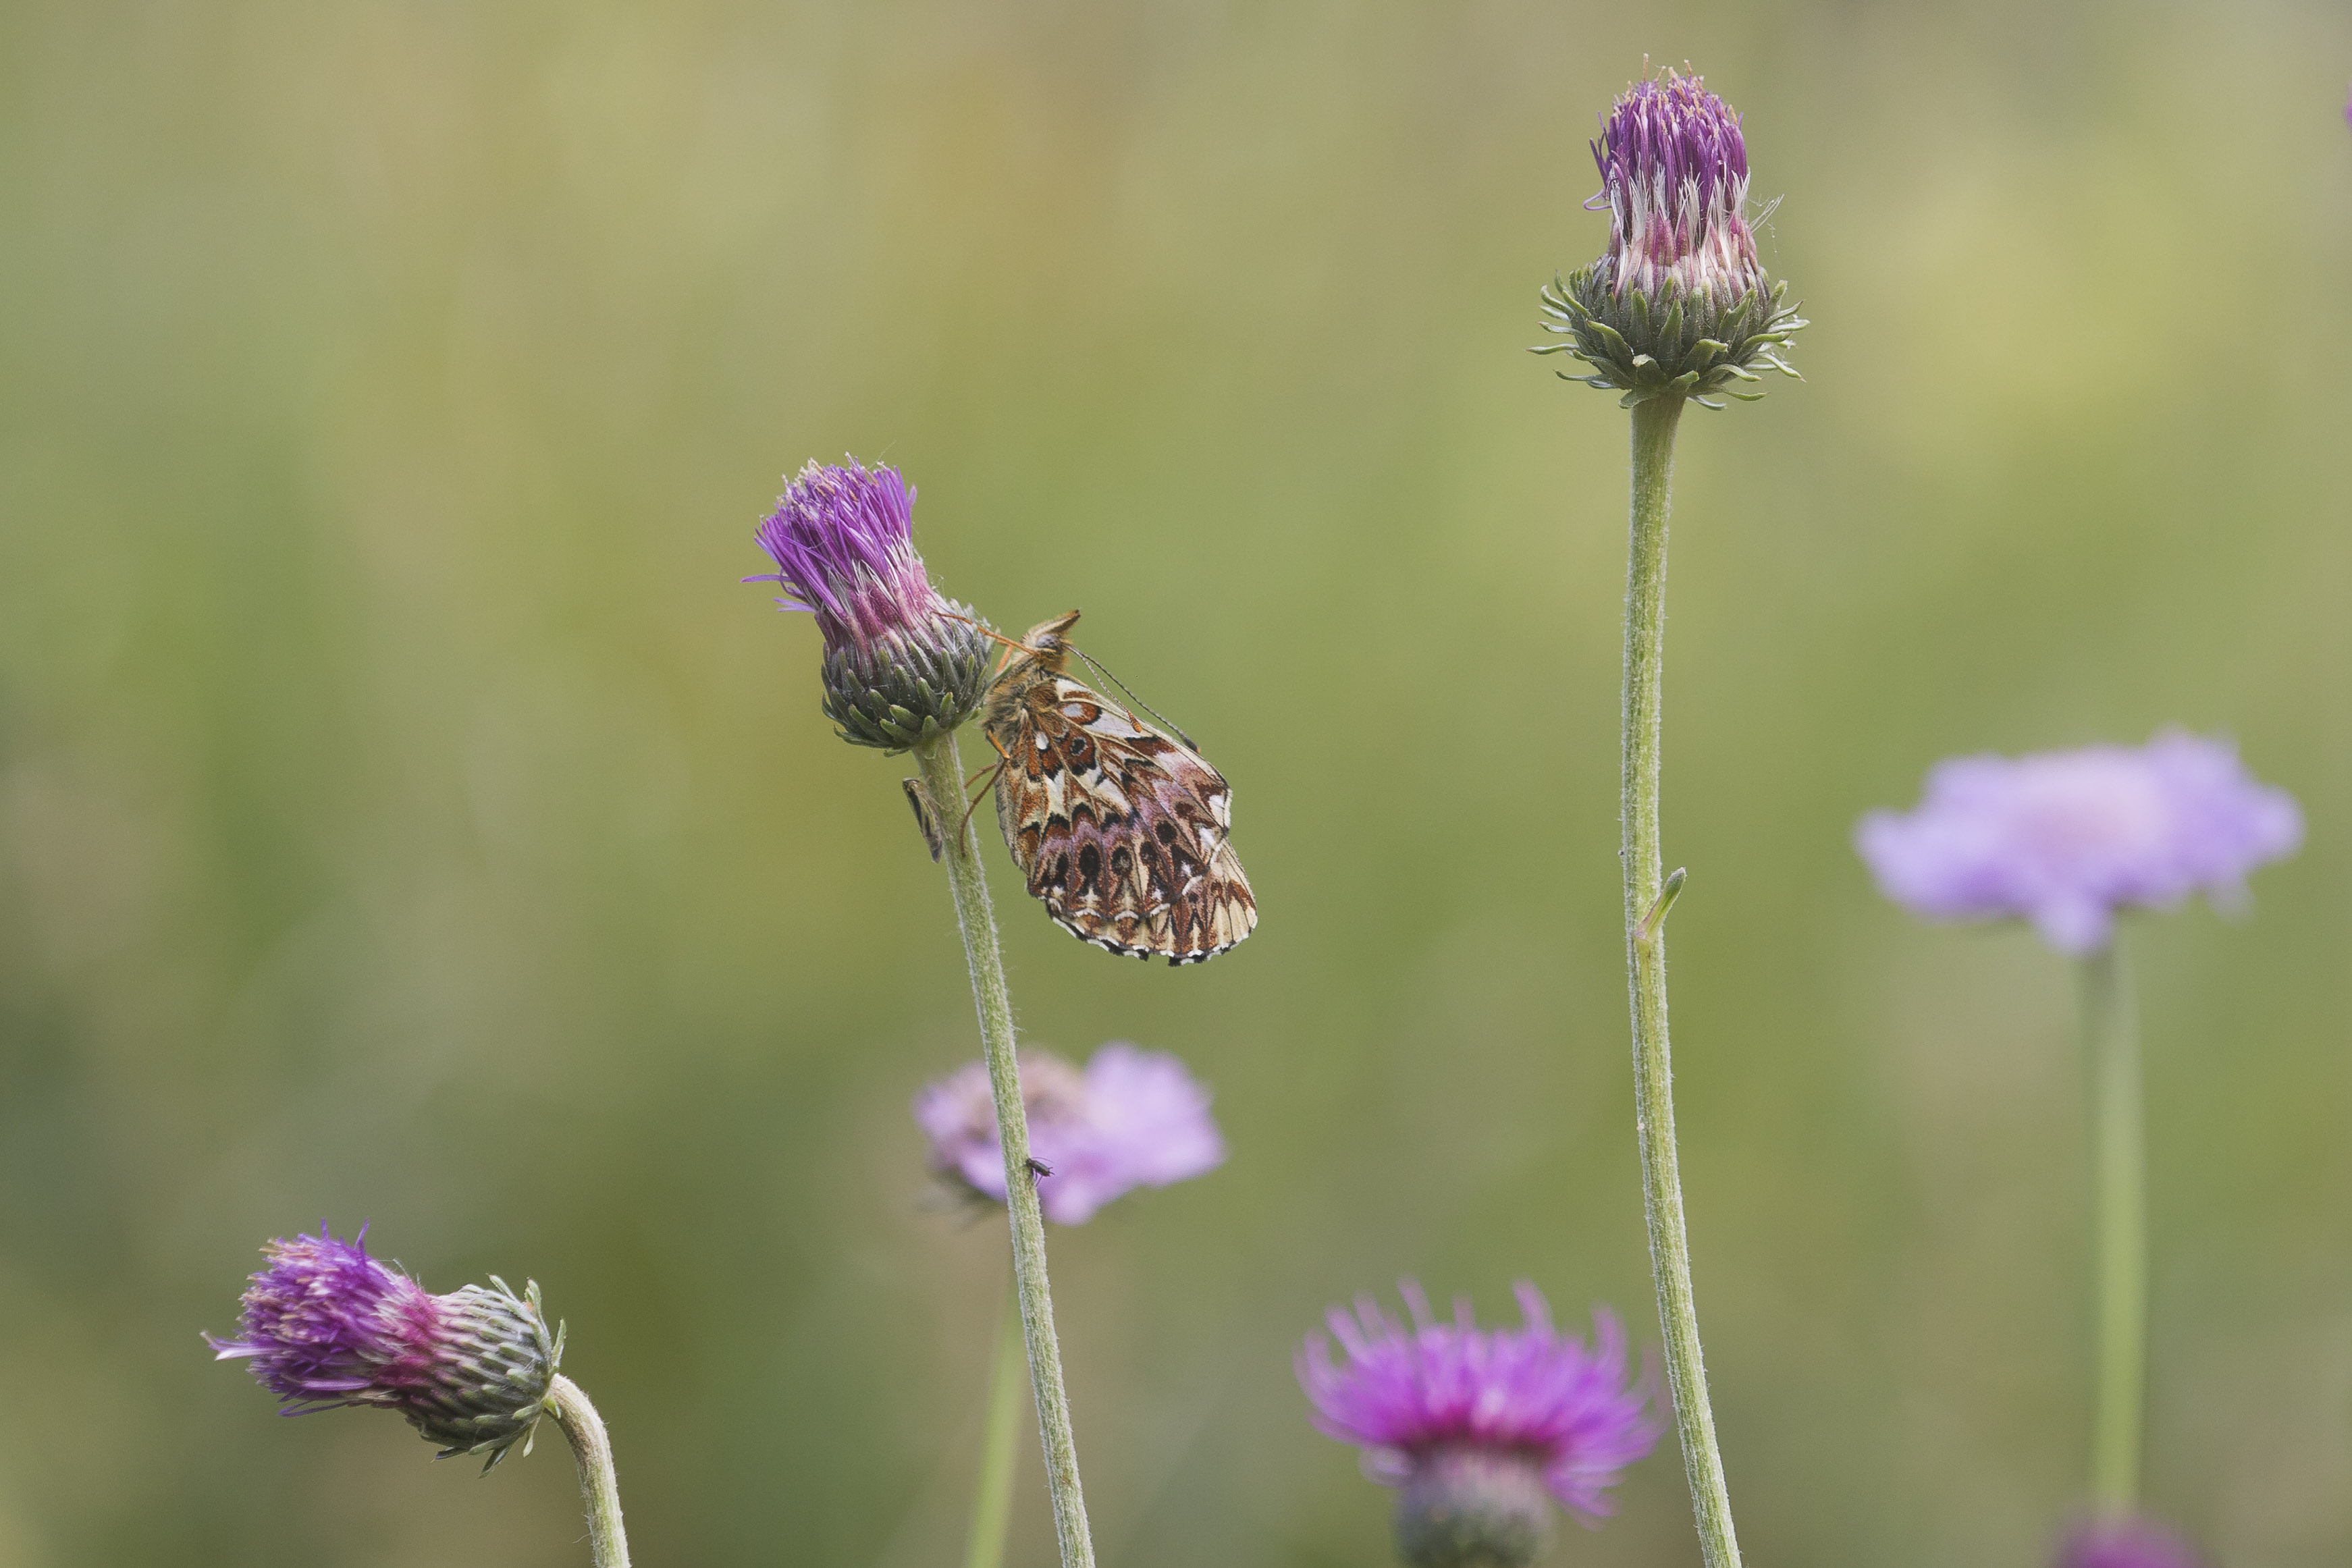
992;678;1256;965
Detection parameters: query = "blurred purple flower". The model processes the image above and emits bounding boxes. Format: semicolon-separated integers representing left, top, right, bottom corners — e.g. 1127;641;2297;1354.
1299;1282;1661;1555
2057;1514;2202;1568
1856;730;2301;954
1593;70;1765;310
209;1226;557;1466
747;457;992;750
913;1043;1224;1224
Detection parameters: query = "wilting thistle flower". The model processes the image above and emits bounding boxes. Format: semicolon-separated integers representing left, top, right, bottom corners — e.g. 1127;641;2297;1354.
209;1227;560;1469
747;457;994;751
1537;68;1805;408
913;1042;1224;1224
1856;730;2303;954
1299;1282;1661;1568
2056;1515;2203;1568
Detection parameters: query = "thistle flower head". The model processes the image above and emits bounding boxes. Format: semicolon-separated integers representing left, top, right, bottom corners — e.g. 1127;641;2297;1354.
912;1042;1225;1225
2056;1515;2203;1568
1856;730;2303;954
1537;68;1805;409
1299;1282;1662;1567
209;1227;560;1469
747;458;993;751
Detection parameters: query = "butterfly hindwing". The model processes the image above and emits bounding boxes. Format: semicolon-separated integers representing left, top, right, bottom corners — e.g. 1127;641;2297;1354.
991;676;1256;965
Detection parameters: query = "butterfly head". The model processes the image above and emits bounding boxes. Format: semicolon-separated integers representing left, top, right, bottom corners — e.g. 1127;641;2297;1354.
1015;610;1081;674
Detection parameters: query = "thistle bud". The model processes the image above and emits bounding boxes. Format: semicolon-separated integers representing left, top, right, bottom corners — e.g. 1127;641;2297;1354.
747;458;994;751
209;1228;560;1470
1537;70;1806;409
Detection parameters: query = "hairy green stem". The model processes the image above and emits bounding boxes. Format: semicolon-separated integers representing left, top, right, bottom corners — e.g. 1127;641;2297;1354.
914;733;1097;1568
2081;942;2145;1512
545;1374;630;1568
1620;394;1742;1568
963;1278;1027;1568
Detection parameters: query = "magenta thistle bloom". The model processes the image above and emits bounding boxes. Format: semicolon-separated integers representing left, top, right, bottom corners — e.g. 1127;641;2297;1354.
1593;71;1763;313
1538;68;1803;408
1856;730;2303;955
747;457;992;751
209;1227;559;1468
1299;1282;1661;1568
912;1042;1224;1225
2056;1515;2203;1568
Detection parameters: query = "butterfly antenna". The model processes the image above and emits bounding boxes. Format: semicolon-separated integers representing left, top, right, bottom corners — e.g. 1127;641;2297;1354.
1076;649;1197;750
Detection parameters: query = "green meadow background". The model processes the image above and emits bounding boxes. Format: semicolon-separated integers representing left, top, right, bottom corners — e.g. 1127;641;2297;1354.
3;1;2349;1564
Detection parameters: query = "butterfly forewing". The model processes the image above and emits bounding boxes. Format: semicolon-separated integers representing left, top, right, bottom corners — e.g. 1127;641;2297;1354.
988;674;1256;965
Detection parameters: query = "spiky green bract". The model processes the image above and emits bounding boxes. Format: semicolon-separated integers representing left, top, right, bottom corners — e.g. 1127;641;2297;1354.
406;1278;564;1469
1537;272;1805;410
820;620;994;753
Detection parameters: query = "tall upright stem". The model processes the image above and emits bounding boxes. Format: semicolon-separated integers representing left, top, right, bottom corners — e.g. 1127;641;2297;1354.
2081;942;2145;1513
545;1374;631;1568
1620;394;1742;1568
963;1278;1028;1568
914;733;1097;1568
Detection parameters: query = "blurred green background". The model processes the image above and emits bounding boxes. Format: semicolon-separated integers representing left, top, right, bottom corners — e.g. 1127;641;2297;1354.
3;1;2349;1564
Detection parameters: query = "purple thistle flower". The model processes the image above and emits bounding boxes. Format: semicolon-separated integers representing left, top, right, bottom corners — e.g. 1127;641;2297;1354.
1856;730;2303;954
747;457;994;751
912;1043;1225;1225
1592;70;1764;311
2056;1514;2203;1568
1299;1282;1662;1568
209;1227;559;1469
1537;68;1804;409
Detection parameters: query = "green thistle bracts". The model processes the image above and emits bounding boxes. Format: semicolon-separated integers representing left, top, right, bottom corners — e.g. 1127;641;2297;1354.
820;605;994;753
405;1278;563;1470
1536;270;1806;411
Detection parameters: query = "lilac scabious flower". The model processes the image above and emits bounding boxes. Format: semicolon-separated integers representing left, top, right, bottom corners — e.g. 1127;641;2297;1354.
1538;68;1804;409
209;1227;559;1469
913;1042;1224;1225
1299;1282;1662;1568
747;457;993;752
1856;730;2303;955
2056;1514;2203;1568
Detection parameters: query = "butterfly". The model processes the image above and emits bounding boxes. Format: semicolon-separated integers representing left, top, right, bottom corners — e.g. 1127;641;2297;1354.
969;611;1256;965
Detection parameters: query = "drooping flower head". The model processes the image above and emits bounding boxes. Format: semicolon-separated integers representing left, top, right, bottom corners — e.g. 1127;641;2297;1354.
747;457;993;751
1856;730;2303;954
1537;68;1805;409
2056;1514;2203;1568
913;1042;1224;1225
1299;1282;1663;1568
209;1227;560;1469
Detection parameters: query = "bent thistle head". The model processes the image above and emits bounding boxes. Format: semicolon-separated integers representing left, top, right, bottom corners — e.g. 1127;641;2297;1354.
747;458;994;751
209;1226;561;1471
1536;69;1805;410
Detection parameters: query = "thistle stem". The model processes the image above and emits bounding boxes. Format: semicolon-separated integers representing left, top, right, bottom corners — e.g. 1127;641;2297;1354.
2081;942;2145;1512
963;1276;1028;1568
545;1374;630;1568
1620;394;1742;1568
914;732;1098;1568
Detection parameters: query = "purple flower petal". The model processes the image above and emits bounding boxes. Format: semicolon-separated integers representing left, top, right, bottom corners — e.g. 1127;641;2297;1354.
1856;730;2301;954
911;1044;1224;1225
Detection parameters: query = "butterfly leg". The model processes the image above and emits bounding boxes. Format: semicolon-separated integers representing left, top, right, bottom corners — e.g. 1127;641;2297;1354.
959;736;1011;843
